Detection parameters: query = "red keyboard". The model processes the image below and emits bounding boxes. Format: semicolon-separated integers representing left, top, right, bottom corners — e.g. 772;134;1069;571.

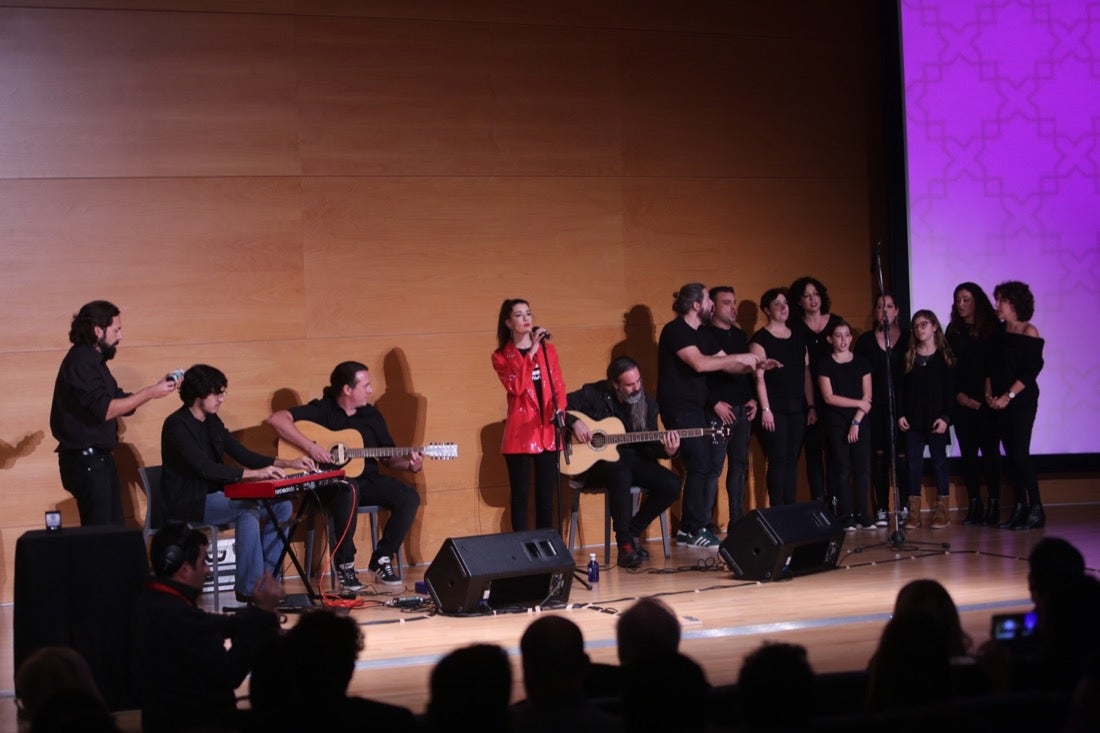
224;469;346;499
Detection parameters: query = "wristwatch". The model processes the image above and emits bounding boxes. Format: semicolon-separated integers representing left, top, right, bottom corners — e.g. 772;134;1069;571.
851;419;861;426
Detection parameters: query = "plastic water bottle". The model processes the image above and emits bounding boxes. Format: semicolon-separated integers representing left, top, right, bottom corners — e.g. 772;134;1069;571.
586;553;599;583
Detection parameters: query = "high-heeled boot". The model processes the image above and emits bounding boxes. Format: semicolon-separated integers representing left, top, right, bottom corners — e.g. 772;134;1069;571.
999;501;1028;529
983;498;1000;526
962;497;984;525
1013;503;1045;530
904;496;922;530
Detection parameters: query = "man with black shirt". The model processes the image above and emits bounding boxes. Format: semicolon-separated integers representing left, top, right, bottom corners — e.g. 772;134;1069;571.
50;300;177;526
704;286;758;530
268;360;421;590
132;522;282;733
566;356;681;568
657;283;771;549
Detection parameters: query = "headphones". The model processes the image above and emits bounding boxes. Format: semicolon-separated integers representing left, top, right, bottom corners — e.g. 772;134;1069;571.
154;522;199;577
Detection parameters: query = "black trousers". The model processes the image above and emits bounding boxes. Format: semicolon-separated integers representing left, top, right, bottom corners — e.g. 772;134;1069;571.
584;456;681;544
58;451;124;526
505;450;559;530
953;403;1002;503
825;422;870;518
996;396;1040;505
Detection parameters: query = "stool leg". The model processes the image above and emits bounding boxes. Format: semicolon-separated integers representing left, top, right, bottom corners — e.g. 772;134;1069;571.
603;490;611;566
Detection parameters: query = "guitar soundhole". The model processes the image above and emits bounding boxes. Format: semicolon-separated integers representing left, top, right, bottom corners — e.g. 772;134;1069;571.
590;433;607;450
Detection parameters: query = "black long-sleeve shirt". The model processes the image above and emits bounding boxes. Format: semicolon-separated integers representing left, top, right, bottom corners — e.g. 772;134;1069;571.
160;406;274;522
50;343;129;451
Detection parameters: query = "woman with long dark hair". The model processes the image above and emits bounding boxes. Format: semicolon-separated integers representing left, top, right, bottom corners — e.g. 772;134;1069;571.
945;282;1002;525
987;281;1045;530
790;276;844;509
897;310;955;529
491;298;570;531
854;292;909;527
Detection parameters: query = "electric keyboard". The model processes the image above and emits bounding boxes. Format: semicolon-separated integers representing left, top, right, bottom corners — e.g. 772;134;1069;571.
224;468;346;499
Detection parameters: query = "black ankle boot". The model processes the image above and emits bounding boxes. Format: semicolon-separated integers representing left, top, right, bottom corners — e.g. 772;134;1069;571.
1013;503;1045;530
984;498;1001;526
999;501;1027;529
963;497;984;525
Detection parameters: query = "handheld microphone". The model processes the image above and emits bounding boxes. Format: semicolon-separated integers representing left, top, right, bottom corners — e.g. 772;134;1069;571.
533;326;552;341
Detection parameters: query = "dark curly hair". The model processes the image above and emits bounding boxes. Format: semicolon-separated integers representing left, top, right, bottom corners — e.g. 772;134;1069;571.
179;364;227;404
789;276;831;318
993;280;1035;321
67;300;119;346
947;282;997;342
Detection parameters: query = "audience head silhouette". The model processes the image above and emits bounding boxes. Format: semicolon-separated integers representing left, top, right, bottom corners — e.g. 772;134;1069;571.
519;615;590;702
736;642;814;730
893;578;972;657
616;596;681;666
428;643;512;732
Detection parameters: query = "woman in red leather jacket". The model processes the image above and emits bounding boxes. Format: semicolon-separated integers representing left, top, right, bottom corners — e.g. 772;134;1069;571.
491;298;571;530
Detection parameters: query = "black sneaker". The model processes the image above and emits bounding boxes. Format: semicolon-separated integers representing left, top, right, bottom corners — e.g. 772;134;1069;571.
337;563;364;592
631;536;651;560
370;557;402;587
617;542;643;569
856;514;877;530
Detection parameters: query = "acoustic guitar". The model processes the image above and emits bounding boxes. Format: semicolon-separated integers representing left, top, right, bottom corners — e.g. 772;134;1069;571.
560;410;730;476
277;420;458;478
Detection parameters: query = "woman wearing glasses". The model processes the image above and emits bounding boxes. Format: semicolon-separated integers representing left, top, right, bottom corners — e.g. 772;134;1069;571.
897;311;955;529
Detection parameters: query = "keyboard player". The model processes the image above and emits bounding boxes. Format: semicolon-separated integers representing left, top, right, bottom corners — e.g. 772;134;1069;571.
160;364;315;604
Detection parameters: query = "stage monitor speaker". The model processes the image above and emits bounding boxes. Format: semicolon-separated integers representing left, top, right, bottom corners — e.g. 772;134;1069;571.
719;501;845;581
425;528;574;615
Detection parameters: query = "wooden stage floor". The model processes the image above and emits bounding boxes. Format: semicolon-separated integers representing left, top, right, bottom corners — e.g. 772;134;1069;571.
2;501;1098;728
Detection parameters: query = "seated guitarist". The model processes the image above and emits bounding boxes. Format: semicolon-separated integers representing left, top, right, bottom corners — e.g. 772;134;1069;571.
267;361;421;589
566;356;681;569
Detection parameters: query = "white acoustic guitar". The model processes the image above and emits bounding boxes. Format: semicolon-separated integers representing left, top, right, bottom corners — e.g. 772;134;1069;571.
560;410;730;476
277;420;458;478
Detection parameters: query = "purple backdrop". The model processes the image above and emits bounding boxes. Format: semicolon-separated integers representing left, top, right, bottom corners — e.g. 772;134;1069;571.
901;0;1099;456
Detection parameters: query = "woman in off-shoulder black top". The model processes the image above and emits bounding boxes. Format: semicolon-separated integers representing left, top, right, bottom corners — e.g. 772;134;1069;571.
986;281;1046;530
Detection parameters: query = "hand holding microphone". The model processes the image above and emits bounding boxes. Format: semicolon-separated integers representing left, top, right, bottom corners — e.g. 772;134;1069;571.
532;326;552;342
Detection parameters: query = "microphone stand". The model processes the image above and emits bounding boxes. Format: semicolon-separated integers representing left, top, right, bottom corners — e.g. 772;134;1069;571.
856;242;947;554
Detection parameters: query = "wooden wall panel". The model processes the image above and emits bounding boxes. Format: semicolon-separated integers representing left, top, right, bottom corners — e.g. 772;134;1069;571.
300;177;627;338
0;8;300;179
0;178;307;349
295;17;622;176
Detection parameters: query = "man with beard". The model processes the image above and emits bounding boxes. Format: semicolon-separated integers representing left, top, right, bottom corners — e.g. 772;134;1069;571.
565;356;681;568
50;300;178;525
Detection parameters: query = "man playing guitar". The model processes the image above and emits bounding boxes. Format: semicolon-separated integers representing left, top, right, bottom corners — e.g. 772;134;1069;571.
565;356;682;569
267;361;422;589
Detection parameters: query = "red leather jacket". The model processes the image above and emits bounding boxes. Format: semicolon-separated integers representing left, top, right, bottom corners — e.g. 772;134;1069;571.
491;341;567;454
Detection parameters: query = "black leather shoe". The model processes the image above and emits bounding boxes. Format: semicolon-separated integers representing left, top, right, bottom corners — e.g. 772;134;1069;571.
617;542;643;569
1000;501;1028;529
962;497;984;525
983;498;1001;526
631;536;651;560
1013;503;1045;530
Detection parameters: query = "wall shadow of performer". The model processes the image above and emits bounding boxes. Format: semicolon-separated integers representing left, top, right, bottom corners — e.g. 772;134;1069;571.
373;348;427;565
610;304;658;398
478;420;511;533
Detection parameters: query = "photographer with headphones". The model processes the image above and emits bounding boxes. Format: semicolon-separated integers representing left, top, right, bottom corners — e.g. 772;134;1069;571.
132;522;282;733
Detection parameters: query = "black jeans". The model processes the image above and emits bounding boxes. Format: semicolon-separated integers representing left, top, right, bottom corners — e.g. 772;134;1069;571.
706;404;752;524
58;450;124;526
349;473;422;563
758;411;805;507
584;457;681;544
825;422;870;518
661;409;711;534
905;428;950;497
996;396;1040;505
953;403;1002;502
505;450;560;530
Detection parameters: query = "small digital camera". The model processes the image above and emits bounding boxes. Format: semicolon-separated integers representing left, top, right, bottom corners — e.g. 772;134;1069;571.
990;611;1037;641
45;510;62;532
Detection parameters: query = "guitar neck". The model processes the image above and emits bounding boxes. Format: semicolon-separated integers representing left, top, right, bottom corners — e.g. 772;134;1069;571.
347;446;420;459
604;427;710;446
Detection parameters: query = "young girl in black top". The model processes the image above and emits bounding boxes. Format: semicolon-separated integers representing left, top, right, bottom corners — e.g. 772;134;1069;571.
817;319;873;530
897;310;956;529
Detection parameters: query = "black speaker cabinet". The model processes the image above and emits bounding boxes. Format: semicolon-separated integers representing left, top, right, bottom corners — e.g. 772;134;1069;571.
719;502;844;581
425;529;574;615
